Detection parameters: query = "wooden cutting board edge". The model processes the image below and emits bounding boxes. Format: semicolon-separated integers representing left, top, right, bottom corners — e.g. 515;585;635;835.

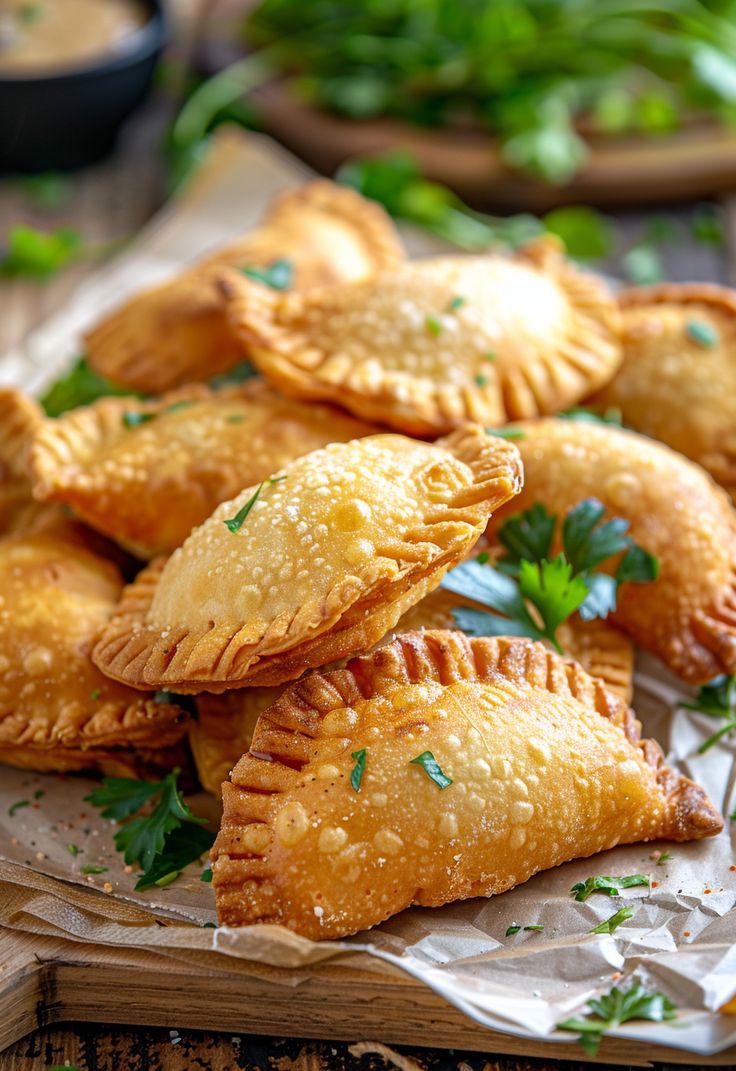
1;927;734;1065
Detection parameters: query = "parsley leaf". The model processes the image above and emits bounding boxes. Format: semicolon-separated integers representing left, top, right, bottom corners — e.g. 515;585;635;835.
40;356;139;417
496;502;556;575
682;674;736;752
559;406;623;426
223;476;286;533
409;751;452;789
571;874;650;902
351;748;367;792
518;557;588;653
558;980;676;1056
562;499;630;574
80;864;108;875
657;851;673;866
208;360;257;389
86;770;213;891
8;800;29;817
0;224;82;278
122;411;155;429
506;924;544;936
240;258;293;290
486;426;525;440
686;319;718;348
589;907;635;934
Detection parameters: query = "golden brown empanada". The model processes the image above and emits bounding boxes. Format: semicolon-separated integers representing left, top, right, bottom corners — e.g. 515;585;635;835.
85;181;405;393
30;380;377;558
0;528;190;776
486;418;736;684
190;688;279;796
589;284;736;500
212;630;722;938
0;388;49;537
396;587;634;702
92;425;523;692
220;236;621;436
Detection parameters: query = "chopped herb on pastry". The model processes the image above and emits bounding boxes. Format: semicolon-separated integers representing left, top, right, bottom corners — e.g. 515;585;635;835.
84;181;404;394
0;528;191;776
211;631;722;939
589;283;736;501
486;418;736;683
30;380;377;558
91;425;523;692
220;236;622;436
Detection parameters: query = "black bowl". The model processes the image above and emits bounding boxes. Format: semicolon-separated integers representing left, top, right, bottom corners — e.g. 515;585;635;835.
0;0;166;173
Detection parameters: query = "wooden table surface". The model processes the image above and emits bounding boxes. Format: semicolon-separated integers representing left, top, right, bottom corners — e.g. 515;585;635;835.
1;89;735;1071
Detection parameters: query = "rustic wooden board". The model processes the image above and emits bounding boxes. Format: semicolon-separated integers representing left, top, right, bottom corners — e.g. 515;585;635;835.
1;927;734;1066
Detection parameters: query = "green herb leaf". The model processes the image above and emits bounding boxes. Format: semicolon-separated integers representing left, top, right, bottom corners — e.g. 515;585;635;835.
409;751;452;790
80;864;108;875
33;789;45;800
483;351;497;363
578;572;618;622
0;224;81;278
208;361;257;389
40;356;139;417
497;502;557;575
226;414;246;423
122;411;155;429
691;203;723;246
8;800;29;817
90;689;101;701
524;924;544;932
66;843;79;858
589;907;635;934
223;484;264;533
350;748;367;792
474;373;488;387
543;206;612;260
134;823;215;891
622;245;663;285
616;545;659;585
558;980;676;1056
558;407;622;426
657;851;673;866
165;401;195;415
506;925;521;936
241;258;293;290
425;315;442;336
682;673;736;752
486;426;525;440
571;874;650;902
686;319;718;348
562;499;630;575
85;777;164;822
200;865;213;882
518;556;589;652
448;295;465;311
18;3;44;25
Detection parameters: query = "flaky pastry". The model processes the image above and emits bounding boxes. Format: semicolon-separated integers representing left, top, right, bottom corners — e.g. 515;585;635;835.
0;528;190;776
0;387;51;537
190;688;280;796
589;284;736;500
85;181;404;393
220;236;622;435
486;418;736;683
92;425;523;692
211;630;722;938
30;379;377;557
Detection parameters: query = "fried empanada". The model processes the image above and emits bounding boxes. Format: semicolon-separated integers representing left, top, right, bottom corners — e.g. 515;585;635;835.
211;630;722;938
30;380;377;557
486;418;736;683
396;587;634;702
0;529;190;776
220;236;621;436
0;388;50;537
92;425;523;692
190;688;280;796
589;284;736;500
85;181;404;393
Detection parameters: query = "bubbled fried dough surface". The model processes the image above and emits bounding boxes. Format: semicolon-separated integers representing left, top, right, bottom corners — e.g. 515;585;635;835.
589;284;736;501
0;530;189;775
212;631;722;939
85;180;404;394
221;236;621;435
91;425;522;692
29;380;378;558
486;419;736;684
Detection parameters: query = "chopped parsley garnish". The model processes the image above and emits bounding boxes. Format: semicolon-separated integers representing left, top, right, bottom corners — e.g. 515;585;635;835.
571;874;650;902
350;748;367;792
443;555;588;654
682;674;736;752
425;315;442;336
40;356;139;417
410;751;452;789
558;980;676;1056
506;924;544;935
208;360;257;389
200;865;213;883
122;411;155;429
165;401;195;415
0;224;81;278
483;351;497;362
226;414;246;423
33;789;45;800
19;4;44;25
448;295;466;310
80;864;108;875
657;851;673;866
85;769;214;891
66;843;79;858
589;907;635;934
486;427;525;440
686;319;718;348
90;689;101;701
223;475;286;533
240;258;293;290
559;406;622;426
8;799;29;817
474;373;489;387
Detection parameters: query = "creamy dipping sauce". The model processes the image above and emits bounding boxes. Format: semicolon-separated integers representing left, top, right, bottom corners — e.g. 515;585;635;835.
0;0;149;75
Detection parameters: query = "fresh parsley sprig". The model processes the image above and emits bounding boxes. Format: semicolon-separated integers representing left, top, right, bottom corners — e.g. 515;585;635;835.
589;907;635;934
85;770;214;891
558;980;676;1056
40;356;142;417
571;874;650;902
682;674;736;753
223;475;287;533
240;258;293;290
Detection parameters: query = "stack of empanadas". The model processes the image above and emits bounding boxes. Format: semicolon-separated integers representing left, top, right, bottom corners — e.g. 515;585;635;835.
4;179;730;940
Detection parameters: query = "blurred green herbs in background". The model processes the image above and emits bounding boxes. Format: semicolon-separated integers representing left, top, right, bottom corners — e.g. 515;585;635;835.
245;0;736;184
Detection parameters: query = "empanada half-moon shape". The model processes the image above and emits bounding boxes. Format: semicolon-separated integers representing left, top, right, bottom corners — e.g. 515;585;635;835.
0;529;190;776
92;425;523;692
0;388;50;537
486;419;736;684
589;283;736;500
30;380;377;557
191;588;634;797
85;181;404;393
212;631;722;938
220;236;622;436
